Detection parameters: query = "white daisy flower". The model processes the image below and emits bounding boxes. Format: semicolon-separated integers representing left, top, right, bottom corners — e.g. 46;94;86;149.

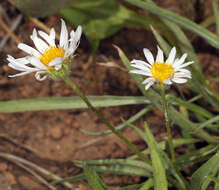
130;46;193;90
7;19;82;81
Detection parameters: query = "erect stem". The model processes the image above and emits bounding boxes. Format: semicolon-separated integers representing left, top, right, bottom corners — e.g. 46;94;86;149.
160;84;176;163
64;77;150;164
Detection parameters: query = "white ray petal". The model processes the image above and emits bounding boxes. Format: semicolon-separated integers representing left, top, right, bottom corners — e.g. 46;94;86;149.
38;30;55;47
175;61;193;69
175;68;191;74
59;19;68;50
75;25;82;42
130;69;152;77
130;64;150;72
156;46;164;63
35;71;47;81
131;59;151;68
48;57;64;66
174;72;191;78
18;43;41;57
172;53;187;68
172;78;187;84
55;64;62;70
163;79;172;85
28;57;48;70
7;56;37;71
50;28;55;41
8;63;38;72
145;80;155;90
166;47;176;64
7;55;30;65
142;77;155;84
31;29;49;53
9;71;34;78
143;48;154;65
67;26;82;56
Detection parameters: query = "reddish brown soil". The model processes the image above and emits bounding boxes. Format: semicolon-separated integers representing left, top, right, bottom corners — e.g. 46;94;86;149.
0;0;218;190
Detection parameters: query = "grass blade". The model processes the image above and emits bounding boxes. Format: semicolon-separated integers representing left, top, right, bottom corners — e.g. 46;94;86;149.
191;151;219;190
128;137;201;160
139;178;153;190
123;0;219;49
83;164;110;190
0;96;150;113
144;123;168;190
196;115;219;130
168;95;214;119
212;0;219;35
118;183;144;190
80;105;154;136
74;159;152;177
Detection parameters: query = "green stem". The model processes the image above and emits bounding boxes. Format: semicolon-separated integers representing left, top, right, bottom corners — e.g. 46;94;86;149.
64;77;150;164
160;85;176;163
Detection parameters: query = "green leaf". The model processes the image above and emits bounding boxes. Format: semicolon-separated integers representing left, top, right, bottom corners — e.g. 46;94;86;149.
150;25;171;56
51;174;85;184
196;115;219;130
129;123;188;190
168;95;214;119
161;19;202;74
14;0;75;17
71;0;119;18
144;123;168;190
118;183;144;190
61;0;173;54
80;105;154;136
149;0;202;74
139;178;153;190
201;167;218;190
176;144;218;167
128;138;201;160
169;108;216;143
208;77;219;82
212;0;219;35
191;151;219;190
74;159;152;177
83;164;110;190
0;96;150;113
123;0;219;49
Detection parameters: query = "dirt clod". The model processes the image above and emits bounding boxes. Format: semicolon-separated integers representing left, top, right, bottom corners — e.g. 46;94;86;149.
18;176;44;190
4;172;16;185
0;162;8;171
49;125;64;140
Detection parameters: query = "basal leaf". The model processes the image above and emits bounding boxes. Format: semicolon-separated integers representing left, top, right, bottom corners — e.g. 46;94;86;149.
14;0;75;17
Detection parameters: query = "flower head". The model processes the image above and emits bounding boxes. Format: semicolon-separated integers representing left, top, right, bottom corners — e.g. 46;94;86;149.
7;19;82;81
130;46;193;90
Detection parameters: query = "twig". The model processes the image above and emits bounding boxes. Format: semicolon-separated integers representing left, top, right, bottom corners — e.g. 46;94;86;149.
0;134;41;156
0;152;74;189
12;161;57;190
0;17;21;44
7;0;15;6
97;55;127;71
30;17;60;40
0;14;22;50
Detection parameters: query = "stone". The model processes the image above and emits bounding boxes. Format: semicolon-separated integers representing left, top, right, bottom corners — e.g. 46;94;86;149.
49;125;63;140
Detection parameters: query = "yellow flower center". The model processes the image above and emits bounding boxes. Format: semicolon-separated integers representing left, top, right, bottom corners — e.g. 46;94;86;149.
151;62;174;82
40;46;65;68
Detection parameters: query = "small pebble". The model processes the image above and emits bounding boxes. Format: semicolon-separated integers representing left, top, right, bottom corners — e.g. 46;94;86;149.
5;172;16;185
0;162;8;171
49;125;63;140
